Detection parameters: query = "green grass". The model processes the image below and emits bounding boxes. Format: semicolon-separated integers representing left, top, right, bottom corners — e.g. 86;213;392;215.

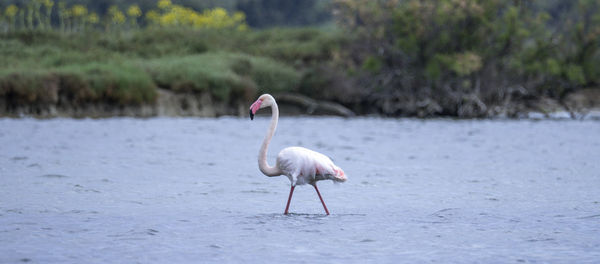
143;52;300;101
0;62;156;106
57;62;157;105
0;27;344;107
230;27;347;63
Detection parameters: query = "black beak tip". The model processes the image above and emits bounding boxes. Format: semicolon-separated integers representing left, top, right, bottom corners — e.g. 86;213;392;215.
249;110;254;120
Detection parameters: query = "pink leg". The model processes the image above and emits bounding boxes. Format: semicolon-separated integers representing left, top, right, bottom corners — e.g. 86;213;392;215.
284;185;295;215
312;183;330;215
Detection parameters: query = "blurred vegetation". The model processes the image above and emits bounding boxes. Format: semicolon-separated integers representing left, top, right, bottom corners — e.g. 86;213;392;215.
0;0;248;32
0;1;343;115
332;0;600;117
143;52;301;100
0;27;343;111
0;0;332;29
1;0;598;117
236;0;332;28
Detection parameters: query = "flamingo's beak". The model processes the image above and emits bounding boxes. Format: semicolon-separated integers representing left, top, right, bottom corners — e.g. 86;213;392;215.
249;99;262;120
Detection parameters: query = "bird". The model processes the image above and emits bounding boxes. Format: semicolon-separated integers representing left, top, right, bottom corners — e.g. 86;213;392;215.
249;94;347;215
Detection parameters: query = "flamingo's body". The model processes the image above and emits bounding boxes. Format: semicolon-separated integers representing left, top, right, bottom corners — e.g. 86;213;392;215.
249;94;346;215
277;146;346;186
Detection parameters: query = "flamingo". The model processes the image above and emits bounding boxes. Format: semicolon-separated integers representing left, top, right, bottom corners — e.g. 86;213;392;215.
249;94;347;215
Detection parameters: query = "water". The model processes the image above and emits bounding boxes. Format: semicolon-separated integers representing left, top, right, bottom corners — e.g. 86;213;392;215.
1;117;599;263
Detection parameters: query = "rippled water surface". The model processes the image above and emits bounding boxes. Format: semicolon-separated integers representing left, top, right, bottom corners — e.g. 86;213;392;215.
1;117;599;263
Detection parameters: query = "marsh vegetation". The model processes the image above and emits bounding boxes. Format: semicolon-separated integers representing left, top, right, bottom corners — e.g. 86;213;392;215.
0;0;598;117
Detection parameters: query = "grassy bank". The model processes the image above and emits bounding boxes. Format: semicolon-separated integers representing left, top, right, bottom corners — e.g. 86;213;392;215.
0;27;344;114
2;23;598;118
2;1;600;118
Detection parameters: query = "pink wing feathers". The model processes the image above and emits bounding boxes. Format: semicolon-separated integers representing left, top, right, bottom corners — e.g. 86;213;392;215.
276;146;347;185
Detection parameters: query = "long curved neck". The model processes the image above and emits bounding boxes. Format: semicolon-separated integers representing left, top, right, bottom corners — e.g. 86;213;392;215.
258;101;282;176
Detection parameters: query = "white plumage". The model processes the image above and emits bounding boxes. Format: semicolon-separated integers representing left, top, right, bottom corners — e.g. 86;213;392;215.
277;146;346;186
249;94;347;215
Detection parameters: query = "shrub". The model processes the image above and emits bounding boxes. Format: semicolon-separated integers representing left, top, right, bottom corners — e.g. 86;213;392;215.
333;0;600;116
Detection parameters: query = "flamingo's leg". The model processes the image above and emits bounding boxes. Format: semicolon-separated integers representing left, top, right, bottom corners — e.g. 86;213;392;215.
284;185;295;215
312;183;330;215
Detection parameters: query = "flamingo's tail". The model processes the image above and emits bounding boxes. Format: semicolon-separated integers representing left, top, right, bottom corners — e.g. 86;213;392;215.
333;167;347;182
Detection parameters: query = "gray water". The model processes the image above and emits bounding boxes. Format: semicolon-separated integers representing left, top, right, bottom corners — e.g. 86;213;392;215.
1;117;599;263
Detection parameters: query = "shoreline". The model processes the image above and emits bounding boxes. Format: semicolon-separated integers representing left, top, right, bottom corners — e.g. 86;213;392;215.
1;89;599;120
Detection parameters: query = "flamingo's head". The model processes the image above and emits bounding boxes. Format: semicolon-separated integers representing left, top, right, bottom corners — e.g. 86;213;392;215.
249;94;274;120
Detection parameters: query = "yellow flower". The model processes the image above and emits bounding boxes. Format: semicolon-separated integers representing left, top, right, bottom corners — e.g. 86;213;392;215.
43;0;54;9
71;5;88;17
151;4;248;30
210;7;227;19
158;0;172;10
5;4;18;18
145;10;160;24
160;12;177;26
233;12;246;23
108;5;125;24
127;4;142;18
87;12;99;24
